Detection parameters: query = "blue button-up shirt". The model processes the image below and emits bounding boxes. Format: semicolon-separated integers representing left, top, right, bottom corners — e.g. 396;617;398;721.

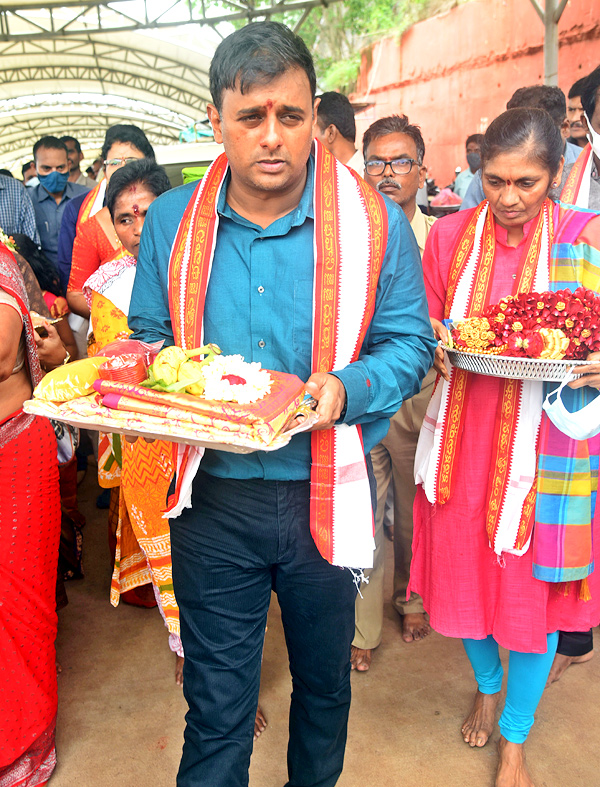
129;156;436;480
0;174;40;244
30;181;89;264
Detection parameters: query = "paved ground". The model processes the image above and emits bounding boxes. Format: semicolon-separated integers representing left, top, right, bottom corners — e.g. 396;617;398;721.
51;471;600;786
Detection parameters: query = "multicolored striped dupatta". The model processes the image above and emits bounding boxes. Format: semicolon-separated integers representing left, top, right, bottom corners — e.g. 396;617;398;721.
532;201;600;586
165;141;388;569
415;200;600;586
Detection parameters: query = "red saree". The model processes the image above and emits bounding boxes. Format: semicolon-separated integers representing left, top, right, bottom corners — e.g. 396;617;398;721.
0;246;61;786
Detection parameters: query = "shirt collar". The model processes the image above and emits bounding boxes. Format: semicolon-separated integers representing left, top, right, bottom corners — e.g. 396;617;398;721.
217;153;315;231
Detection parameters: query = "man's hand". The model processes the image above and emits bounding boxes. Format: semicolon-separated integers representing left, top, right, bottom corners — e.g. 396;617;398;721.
34;322;68;370
568;351;600;390
430;317;450;381
305;372;347;431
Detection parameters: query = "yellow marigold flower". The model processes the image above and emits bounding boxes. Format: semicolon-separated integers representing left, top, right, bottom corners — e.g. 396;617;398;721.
512;321;523;331
537;302;544;309
496;313;506;322
581;329;591;339
556;301;566;311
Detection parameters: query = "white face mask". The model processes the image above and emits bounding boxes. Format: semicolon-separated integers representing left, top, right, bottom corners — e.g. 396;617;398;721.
543;374;600;441
584;112;600;159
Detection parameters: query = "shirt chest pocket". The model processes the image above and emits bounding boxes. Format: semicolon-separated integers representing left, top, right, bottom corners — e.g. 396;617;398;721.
292;279;313;359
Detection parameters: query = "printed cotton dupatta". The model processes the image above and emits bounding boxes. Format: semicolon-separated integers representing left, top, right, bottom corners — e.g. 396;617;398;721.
415;199;600;585
165;140;388;569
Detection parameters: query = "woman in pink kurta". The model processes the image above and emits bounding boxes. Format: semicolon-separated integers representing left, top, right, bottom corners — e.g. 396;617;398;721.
409;108;600;786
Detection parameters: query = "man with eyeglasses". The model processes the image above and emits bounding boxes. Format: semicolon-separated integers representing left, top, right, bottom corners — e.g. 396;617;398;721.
29;136;90;265
351;114;437;672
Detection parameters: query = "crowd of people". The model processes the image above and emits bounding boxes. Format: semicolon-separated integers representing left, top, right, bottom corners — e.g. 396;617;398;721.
1;18;599;787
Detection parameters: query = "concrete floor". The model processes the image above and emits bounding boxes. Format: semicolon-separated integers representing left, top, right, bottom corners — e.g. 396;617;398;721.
51;471;600;787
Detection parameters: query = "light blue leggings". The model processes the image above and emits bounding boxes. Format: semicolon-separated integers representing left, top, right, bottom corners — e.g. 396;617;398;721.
462;632;559;744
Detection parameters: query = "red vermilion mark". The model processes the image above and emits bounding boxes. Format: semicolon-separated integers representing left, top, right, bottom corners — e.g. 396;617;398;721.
222;374;246;385
265;99;273;110
132;204;139;215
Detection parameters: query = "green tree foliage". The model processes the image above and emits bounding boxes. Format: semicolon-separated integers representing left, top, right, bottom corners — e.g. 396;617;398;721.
198;0;459;92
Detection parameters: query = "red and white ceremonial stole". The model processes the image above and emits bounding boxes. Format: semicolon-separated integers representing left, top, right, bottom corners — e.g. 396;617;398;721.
77;178;106;230
415;200;553;556
560;145;593;209
164;140;388;569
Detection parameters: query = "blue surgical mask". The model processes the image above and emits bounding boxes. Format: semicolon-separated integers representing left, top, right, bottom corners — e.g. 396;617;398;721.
38;170;69;194
543;375;600;441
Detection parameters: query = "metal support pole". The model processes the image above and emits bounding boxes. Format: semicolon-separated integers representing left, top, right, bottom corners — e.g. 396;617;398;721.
544;0;559;85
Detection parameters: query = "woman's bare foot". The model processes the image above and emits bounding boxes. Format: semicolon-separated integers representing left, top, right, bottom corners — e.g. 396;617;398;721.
175;655;184;686
402;612;431;643
350;646;373;671
496;736;534;786
545;650;593;687
254;705;267;740
461;690;500;747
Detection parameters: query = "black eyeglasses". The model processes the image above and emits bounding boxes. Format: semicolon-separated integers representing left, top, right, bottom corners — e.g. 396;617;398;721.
365;157;417;176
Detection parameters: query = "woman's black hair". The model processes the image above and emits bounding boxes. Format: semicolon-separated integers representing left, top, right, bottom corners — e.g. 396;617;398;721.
209;21;316;114
106;159;171;220
101;124;155;163
13;233;63;297
581;65;600;122
481;107;564;177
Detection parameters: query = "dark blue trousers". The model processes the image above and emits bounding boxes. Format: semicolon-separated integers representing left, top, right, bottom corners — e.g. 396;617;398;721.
170;471;358;787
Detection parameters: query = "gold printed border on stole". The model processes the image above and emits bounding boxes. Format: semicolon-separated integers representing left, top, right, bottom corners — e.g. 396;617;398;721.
560;147;591;206
437;207;495;503
355;177;387;350
443;202;484;319
310;148;340;564
484;202;549;542
168;154;228;348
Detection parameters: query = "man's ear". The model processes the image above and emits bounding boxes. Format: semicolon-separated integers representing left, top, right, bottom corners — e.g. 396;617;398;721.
418;164;427;190
207;104;223;144
325;124;338;145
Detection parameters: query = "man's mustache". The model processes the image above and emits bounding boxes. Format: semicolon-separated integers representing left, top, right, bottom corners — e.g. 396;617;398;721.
571;121;584;128
376;177;401;191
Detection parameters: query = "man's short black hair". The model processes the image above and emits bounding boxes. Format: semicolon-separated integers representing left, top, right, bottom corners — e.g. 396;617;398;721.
316;92;356;143
60;135;82;154
466;133;484;148
101;124;155;162
21;160;35;178
362;114;425;166
582;66;600;122
209;21;316;114
106;159;171;220
33;135;68;161
506;85;567;127
569;77;589;100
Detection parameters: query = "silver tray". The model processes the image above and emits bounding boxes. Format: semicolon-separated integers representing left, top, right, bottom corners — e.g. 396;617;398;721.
442;345;593;382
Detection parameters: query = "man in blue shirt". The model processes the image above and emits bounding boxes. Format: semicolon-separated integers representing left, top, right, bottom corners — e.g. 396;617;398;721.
130;22;435;787
0;174;40;243
29;136;89;264
461;85;583;210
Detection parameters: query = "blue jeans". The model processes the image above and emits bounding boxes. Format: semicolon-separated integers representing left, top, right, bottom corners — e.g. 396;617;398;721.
170;470;358;787
462;632;559;743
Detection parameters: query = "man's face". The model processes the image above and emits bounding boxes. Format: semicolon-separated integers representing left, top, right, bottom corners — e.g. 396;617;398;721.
64;140;83;173
589;94;600;138
35;146;69;177
363;132;426;212
23;163;36;183
567;95;587;141
207;68;316;197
